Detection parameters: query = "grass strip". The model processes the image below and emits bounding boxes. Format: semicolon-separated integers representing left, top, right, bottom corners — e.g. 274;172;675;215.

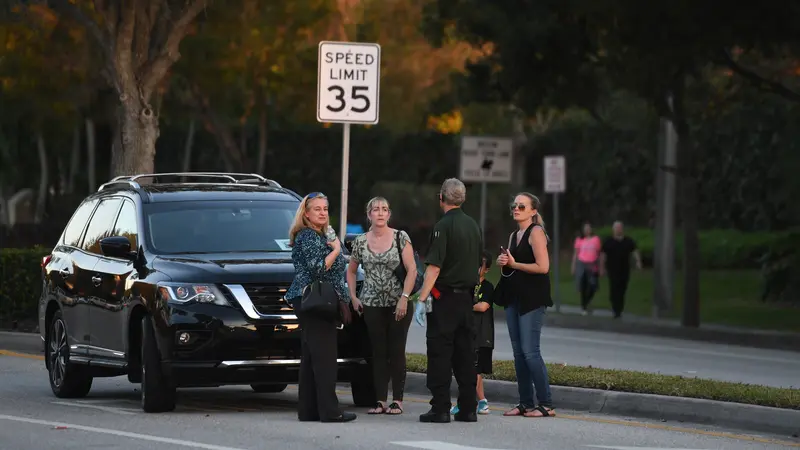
405;353;800;410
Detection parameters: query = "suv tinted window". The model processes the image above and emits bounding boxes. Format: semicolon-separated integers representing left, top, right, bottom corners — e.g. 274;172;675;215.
82;198;122;254
62;198;99;247
144;200;297;254
111;200;139;249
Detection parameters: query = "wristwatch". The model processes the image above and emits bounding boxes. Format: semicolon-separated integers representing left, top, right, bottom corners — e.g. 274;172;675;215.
401;293;410;299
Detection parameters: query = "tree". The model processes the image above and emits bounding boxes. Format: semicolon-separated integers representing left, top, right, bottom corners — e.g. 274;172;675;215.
50;0;210;177
424;0;800;327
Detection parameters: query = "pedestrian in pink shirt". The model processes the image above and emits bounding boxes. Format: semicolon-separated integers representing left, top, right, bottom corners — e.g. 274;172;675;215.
571;222;601;315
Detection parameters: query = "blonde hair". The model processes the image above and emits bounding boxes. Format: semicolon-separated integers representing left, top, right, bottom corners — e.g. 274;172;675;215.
289;193;329;246
365;196;390;214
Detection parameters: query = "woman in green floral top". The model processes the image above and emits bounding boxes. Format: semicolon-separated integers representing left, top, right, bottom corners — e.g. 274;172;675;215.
346;197;418;415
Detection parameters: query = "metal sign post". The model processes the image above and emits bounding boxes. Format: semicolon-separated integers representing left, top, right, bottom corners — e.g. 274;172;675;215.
544;155;566;312
316;41;381;240
459;136;513;243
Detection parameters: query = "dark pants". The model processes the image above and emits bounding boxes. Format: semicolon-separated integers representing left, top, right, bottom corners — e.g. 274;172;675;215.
608;270;630;318
297;311;342;421
363;305;413;402
426;289;476;414
577;262;599;310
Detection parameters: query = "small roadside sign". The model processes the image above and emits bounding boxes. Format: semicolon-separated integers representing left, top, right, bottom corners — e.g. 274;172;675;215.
459;136;513;183
544;155;566;193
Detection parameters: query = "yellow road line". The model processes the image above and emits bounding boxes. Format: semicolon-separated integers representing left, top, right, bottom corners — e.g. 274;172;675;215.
3;349;797;447
0;350;44;360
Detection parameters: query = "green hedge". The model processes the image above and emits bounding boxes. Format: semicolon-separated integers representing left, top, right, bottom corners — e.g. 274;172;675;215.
0;246;48;320
593;227;795;270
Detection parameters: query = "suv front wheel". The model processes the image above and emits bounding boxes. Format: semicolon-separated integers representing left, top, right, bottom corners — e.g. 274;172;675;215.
141;315;176;412
46;310;93;398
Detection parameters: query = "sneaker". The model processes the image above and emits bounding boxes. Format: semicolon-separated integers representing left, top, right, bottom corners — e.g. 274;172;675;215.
477;399;489;415
450;404;459;415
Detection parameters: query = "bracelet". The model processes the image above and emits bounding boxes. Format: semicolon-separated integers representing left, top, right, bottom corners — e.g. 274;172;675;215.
401;293;409;299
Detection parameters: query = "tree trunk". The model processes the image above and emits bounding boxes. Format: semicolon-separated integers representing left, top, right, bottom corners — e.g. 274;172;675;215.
110;90;159;177
257;107;268;175
67;122;81;194
86;118;96;192
34;132;48;224
672;83;701;328
0;185;8;227
181;120;197;181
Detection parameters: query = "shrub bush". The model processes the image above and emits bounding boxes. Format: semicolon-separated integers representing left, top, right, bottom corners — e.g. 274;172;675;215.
759;230;800;305
592;227;794;270
0;246;49;321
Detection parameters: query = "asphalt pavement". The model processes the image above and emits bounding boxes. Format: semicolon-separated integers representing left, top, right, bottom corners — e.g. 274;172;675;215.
406;317;800;388
1;353;797;450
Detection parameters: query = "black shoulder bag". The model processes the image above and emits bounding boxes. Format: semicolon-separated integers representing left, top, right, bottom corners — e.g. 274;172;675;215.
393;231;424;294
300;280;340;321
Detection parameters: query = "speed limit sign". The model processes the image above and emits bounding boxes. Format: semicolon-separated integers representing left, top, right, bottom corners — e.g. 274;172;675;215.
316;41;381;124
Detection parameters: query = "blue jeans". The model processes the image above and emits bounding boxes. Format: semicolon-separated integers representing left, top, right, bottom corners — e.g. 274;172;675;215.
505;303;552;408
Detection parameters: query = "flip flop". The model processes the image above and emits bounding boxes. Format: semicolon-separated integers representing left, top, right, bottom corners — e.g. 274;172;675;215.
503;404;527;416
368;402;386;414
524;405;556;418
386;401;403;415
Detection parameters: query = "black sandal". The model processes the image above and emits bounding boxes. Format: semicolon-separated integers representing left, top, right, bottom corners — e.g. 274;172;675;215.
368;402;386;414
503;404;527;416
386;401;403;415
524;405;555;418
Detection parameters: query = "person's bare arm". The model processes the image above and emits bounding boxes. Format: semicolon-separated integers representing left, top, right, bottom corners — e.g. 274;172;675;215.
346;257;359;301
416;265;441;301
633;249;643;269
400;235;417;295
510;227;550;274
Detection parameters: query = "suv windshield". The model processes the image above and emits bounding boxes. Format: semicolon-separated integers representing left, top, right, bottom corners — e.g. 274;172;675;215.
144;200;298;254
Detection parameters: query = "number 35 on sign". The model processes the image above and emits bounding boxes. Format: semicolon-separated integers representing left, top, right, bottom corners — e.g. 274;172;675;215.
317;41;381;125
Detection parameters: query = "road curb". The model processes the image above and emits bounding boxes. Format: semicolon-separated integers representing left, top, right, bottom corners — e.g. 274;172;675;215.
403;372;800;437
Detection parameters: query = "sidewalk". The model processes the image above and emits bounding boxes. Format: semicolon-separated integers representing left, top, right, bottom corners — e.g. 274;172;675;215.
537;304;800;352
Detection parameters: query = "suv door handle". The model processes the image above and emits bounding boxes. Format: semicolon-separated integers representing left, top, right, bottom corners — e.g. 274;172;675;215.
91;275;102;287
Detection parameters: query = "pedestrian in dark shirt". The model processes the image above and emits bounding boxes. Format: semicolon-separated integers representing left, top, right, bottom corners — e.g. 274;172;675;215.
450;250;494;416
599;221;642;318
416;178;482;424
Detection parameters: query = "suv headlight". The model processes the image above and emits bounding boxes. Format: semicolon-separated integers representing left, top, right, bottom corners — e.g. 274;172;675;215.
157;282;229;306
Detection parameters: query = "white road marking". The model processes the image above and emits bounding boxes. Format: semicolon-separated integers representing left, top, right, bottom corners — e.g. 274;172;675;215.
587;446;709;450
0;414;249;450
391;441;510;450
51;401;139;415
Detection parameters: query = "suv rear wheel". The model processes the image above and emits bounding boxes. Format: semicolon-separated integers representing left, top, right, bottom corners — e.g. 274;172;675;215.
141;315;176;412
46;310;93;398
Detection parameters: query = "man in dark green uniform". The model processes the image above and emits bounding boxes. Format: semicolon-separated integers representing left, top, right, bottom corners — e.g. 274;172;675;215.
416;178;482;423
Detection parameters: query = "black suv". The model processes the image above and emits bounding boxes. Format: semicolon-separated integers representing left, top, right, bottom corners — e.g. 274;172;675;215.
38;172;375;412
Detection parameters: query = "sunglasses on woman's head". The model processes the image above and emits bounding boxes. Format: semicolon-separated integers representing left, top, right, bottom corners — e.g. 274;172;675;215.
307;192;326;199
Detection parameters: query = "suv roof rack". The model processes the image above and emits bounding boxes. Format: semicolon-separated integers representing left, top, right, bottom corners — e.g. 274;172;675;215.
97;172;282;192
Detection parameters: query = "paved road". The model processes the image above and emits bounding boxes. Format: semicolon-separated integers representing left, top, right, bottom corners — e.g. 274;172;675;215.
0;353;797;450
406;318;800;388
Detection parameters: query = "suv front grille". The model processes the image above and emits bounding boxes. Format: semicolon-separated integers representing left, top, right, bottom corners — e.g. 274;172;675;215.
241;283;294;315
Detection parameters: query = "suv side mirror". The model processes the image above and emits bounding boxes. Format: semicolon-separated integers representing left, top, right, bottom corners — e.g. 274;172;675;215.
100;236;136;260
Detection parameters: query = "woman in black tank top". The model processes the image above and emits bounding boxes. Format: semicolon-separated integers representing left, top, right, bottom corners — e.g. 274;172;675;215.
496;192;555;418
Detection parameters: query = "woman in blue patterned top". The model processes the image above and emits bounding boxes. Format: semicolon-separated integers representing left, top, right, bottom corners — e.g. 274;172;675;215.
286;192;355;423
